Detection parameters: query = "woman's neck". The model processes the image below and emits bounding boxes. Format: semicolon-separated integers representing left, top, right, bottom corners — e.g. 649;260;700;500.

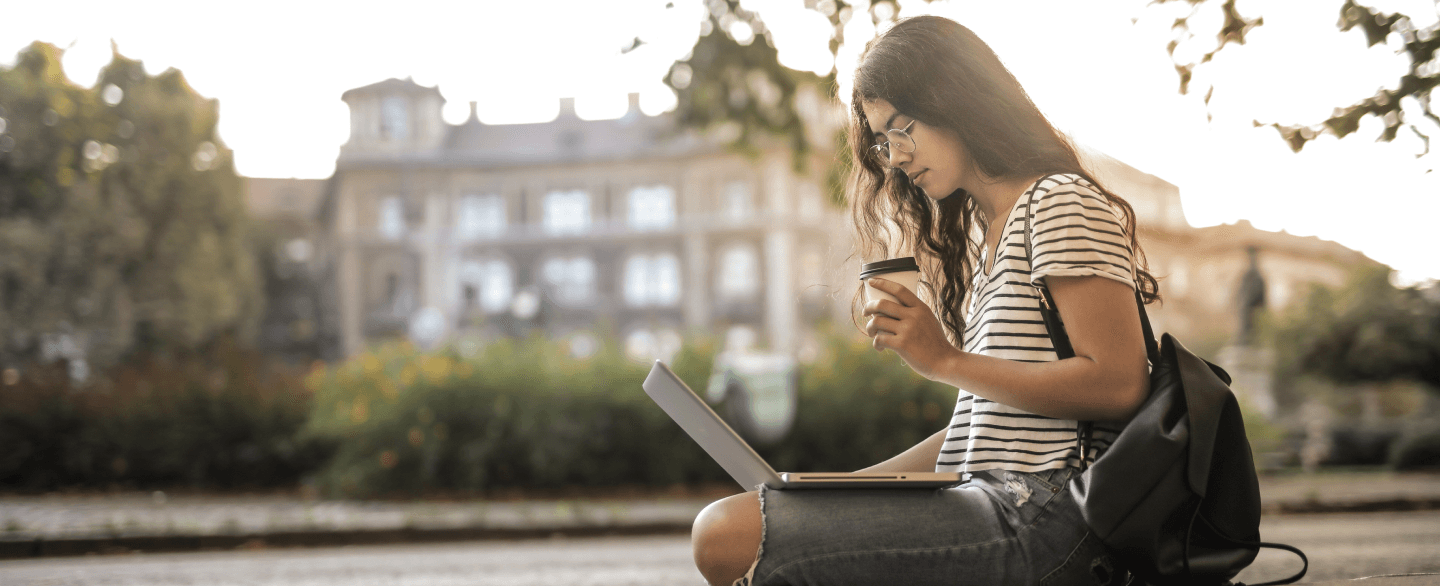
968;173;1047;225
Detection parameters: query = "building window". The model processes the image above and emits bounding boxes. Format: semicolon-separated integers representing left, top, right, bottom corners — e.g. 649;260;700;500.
624;253;681;307
625;327;682;363
385;274;400;306
373;268;413;316
543;190;591;235
722;181;753;222
381;97;409;141
725;325;758;352
459;259;513;314
542;256;596;306
717;243;760;301
456;194;505;240
378;196;405;240
566;330;600;360
628;185;676;230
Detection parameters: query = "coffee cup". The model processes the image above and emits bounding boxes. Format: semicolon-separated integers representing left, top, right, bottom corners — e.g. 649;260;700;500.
860;257;921;306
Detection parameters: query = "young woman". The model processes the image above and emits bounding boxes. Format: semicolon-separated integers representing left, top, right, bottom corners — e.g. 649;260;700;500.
690;15;1162;586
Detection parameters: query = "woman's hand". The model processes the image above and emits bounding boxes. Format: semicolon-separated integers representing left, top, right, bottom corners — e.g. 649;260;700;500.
862;278;961;381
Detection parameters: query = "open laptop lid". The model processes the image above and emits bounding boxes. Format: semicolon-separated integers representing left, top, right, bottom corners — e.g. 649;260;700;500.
642;360;781;490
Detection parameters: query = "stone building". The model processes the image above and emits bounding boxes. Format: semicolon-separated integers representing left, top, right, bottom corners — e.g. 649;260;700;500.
316;78;848;363
245;78;1382;370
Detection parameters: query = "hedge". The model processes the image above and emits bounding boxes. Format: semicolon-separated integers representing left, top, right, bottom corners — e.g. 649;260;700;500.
302;328;955;498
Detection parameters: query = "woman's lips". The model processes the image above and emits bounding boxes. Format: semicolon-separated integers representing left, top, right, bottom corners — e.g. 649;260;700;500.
910;169;926;183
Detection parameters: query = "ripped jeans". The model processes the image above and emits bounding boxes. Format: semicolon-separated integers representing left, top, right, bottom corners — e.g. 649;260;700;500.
736;467;1122;586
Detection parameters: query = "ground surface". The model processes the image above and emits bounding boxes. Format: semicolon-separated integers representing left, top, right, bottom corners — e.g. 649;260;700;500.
1;510;1437;585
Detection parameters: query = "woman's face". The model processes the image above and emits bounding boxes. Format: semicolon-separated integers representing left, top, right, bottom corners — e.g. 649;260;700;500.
860;98;971;201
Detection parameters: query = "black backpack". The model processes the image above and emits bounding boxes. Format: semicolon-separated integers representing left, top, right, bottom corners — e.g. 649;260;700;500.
1023;186;1306;586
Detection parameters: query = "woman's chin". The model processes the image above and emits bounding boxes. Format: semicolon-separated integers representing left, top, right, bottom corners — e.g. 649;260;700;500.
924;187;962;201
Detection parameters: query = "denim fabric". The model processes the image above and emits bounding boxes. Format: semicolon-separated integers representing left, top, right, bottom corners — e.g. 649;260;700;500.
747;467;1121;586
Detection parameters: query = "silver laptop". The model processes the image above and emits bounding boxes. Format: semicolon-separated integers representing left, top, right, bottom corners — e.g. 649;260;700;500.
642;360;963;490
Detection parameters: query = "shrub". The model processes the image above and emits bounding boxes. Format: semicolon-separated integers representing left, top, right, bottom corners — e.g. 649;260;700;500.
301;336;730;497
302;327;957;498
0;338;326;491
1390;423;1440;470
1324;424;1401;467
760;327;956;474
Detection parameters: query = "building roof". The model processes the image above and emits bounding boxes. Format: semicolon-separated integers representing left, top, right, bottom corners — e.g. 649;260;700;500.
336;95;724;170
340;77;443;102
1184;220;1382;268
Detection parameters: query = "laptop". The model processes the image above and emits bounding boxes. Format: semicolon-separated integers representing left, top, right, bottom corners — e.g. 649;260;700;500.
642;360;963;490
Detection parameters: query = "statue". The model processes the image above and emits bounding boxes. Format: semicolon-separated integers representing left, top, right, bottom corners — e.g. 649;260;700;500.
1237;246;1267;346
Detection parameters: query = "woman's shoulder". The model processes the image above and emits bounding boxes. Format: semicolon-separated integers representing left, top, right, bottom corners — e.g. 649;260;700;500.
1031;173;1102;202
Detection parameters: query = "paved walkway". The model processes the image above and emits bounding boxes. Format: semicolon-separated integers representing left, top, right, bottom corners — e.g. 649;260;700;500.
1258;470;1440;512
1;471;1436;558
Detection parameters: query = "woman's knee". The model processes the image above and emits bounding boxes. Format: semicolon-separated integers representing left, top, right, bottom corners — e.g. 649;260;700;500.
692;491;762;585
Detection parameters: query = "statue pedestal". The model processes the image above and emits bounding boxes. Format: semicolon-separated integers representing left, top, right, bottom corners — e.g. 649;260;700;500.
1215;344;1277;419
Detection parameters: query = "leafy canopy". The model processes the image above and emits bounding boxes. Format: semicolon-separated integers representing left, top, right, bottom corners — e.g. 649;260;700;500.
0;42;262;370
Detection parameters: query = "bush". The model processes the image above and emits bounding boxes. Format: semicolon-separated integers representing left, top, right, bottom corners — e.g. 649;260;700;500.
1390;424;1440;470
0;338;327;491
759;327;956;474
301;336;731;497
1324;425;1401;467
302;327;957;498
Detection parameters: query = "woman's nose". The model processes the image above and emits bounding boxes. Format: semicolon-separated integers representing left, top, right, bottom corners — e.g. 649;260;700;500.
887;145;912;168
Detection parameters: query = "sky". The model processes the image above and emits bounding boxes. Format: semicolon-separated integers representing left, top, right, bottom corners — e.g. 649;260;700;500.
3;0;1438;284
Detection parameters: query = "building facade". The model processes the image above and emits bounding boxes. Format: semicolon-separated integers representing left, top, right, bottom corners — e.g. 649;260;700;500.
246;78;1381;369
318;78;848;362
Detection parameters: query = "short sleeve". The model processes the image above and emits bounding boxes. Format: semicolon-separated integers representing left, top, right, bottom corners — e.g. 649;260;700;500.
1027;177;1136;289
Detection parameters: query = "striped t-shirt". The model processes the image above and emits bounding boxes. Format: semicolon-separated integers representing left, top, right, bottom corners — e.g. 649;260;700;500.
935;173;1135;477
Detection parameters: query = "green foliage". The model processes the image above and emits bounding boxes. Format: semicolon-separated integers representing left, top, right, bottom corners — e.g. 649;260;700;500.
0;42;262;368
301;337;730;497
1238;393;1286;461
662;0;928;172
665;0;829;169
1269;265;1440;394
0;338;324;491
759;327;954;474
1389;423;1440;470
302;328;954;498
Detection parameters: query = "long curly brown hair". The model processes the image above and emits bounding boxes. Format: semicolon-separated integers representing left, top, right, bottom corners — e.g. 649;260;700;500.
848;16;1160;345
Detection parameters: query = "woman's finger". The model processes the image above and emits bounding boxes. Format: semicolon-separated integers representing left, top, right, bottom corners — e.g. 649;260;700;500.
865;278;914;308
862;298;907;319
872;332;892;352
865;315;901;337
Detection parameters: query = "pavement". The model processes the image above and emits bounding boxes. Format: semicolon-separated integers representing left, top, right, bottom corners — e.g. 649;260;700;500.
1;470;1438;560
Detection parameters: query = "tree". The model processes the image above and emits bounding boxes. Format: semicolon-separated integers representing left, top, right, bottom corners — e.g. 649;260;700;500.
1156;0;1440;154
0;42;262;372
662;0;1439;163
662;0;918;170
1271;265;1440;396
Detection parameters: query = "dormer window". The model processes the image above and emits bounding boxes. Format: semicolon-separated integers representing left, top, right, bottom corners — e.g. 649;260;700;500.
381;97;409;141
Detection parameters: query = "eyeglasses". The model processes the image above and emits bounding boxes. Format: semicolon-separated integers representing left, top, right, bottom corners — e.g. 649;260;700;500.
868;119;917;166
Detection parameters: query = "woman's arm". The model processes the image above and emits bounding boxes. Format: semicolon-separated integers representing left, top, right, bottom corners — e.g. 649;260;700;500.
857;428;947;473
863;275;1148;422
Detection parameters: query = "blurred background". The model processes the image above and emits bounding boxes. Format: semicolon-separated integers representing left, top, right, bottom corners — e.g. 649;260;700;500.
1;0;1439;582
